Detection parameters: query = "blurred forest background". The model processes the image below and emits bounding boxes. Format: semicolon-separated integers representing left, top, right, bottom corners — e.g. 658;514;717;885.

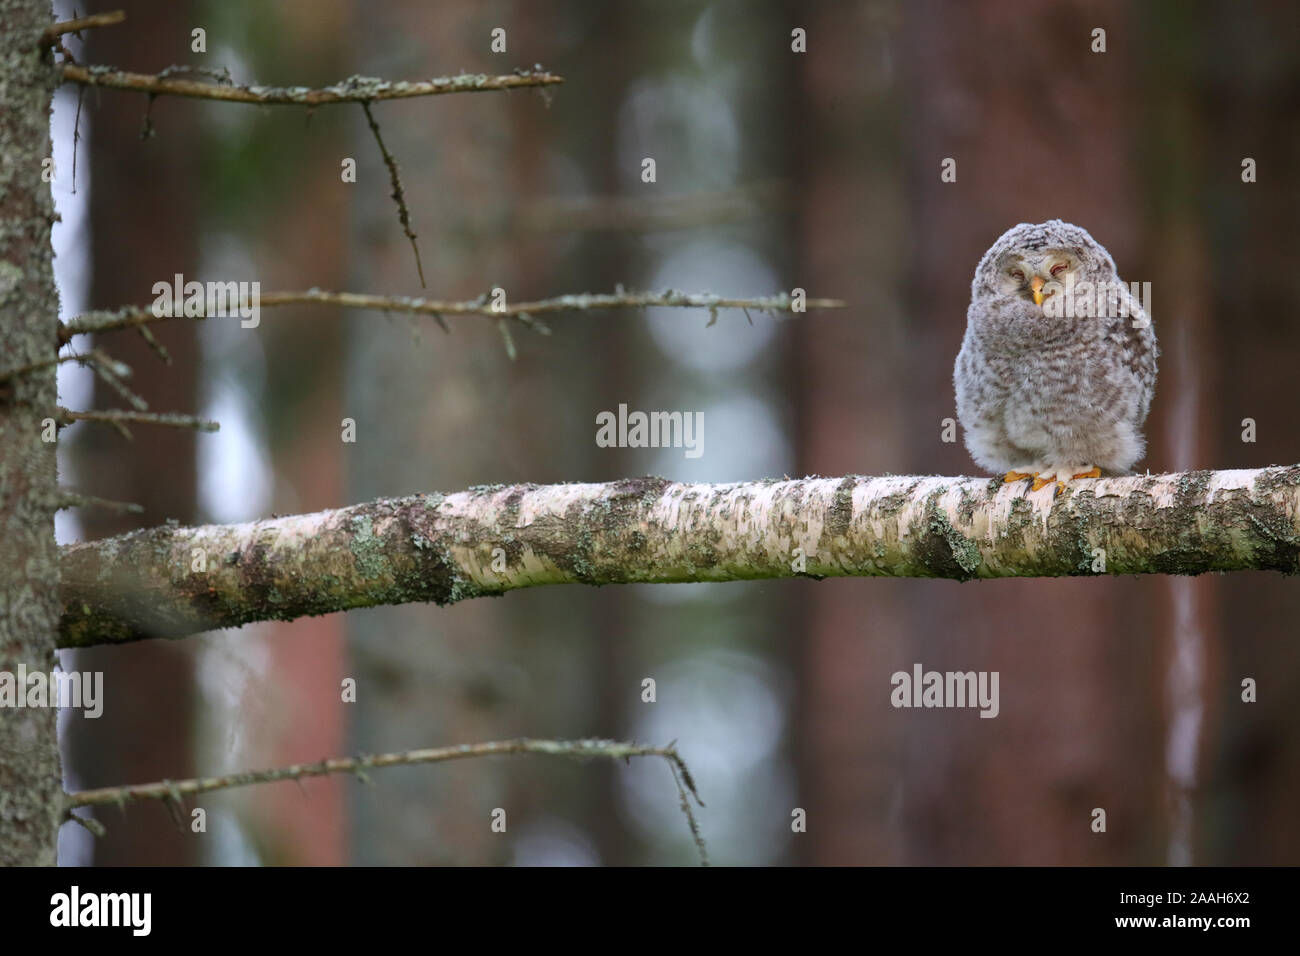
50;0;1299;865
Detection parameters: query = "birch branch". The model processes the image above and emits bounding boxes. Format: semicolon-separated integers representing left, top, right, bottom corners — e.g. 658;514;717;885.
58;466;1300;649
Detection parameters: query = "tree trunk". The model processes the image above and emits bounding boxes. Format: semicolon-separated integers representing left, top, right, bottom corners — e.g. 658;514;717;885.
0;0;64;867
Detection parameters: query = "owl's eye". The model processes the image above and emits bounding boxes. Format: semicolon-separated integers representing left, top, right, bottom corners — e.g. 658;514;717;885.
1009;270;1025;282
1050;262;1069;277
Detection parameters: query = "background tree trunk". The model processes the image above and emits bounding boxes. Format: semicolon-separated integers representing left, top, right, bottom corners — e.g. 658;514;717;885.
791;0;908;865
899;0;1165;863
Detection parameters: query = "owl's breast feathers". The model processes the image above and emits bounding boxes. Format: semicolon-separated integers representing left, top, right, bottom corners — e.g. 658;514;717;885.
962;309;1155;416
955;301;1158;475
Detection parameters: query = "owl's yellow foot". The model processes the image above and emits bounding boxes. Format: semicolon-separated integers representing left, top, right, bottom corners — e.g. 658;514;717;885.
1003;470;1038;483
1029;476;1064;495
1030;466;1101;496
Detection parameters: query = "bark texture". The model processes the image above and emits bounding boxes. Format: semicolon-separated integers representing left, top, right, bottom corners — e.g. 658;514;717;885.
0;0;64;867
59;465;1300;648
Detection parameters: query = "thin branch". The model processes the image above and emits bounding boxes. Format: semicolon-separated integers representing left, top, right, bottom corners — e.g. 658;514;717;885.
249;288;845;319
39;10;125;47
58;408;218;432
62;737;706;864
155;63;233;85
85;353;148;412
135;324;170;363
497;317;517;360
61;288;846;340
361;101;425;288
0;349;90;380
0;347;135;384
57;465;1300;648
60;64;564;105
71;82;84;193
54;491;144;515
56;62;558;281
666;756;709;866
62;737;692;808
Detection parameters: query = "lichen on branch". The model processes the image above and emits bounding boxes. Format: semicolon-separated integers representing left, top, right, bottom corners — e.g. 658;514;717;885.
58;466;1300;648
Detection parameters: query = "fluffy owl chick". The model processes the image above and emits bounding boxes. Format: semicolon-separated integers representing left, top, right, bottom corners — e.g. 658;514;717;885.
954;220;1157;494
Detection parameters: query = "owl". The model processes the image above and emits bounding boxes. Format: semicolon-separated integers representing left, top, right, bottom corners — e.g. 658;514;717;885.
953;220;1157;494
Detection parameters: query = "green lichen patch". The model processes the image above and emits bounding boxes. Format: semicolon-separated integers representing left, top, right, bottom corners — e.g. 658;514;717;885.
348;514;387;580
1245;508;1300;574
911;492;982;580
1174;469;1212;503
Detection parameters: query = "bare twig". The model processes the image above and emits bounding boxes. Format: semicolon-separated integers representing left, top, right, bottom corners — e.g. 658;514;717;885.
54;491;144;515
156;63;233;85
667;755;709;866
39;10;125;47
62;737;707;864
135;324;171;363
57;408;218;432
1;350;82;381
60;64;563;105
68;814;106;838
361;101;425;288
258;288;844;319
0;347;131;383
71;83;84;193
84;353;148;412
62;288;846;340
497;317;516;360
58;64;558;266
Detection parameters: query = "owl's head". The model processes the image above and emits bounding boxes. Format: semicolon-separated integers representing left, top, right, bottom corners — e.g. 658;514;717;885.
972;219;1116;309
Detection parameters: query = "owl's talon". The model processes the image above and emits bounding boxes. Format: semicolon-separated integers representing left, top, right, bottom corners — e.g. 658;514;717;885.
1028;478;1067;496
1003;470;1038;483
1029;466;1098;495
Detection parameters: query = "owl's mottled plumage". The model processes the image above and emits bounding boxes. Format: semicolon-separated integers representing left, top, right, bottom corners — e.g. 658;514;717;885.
954;220;1157;491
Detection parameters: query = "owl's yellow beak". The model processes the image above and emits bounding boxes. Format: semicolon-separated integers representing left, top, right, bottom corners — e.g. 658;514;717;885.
1030;275;1046;306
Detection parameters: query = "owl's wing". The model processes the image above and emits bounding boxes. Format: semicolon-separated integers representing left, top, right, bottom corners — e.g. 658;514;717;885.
1110;290;1158;423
